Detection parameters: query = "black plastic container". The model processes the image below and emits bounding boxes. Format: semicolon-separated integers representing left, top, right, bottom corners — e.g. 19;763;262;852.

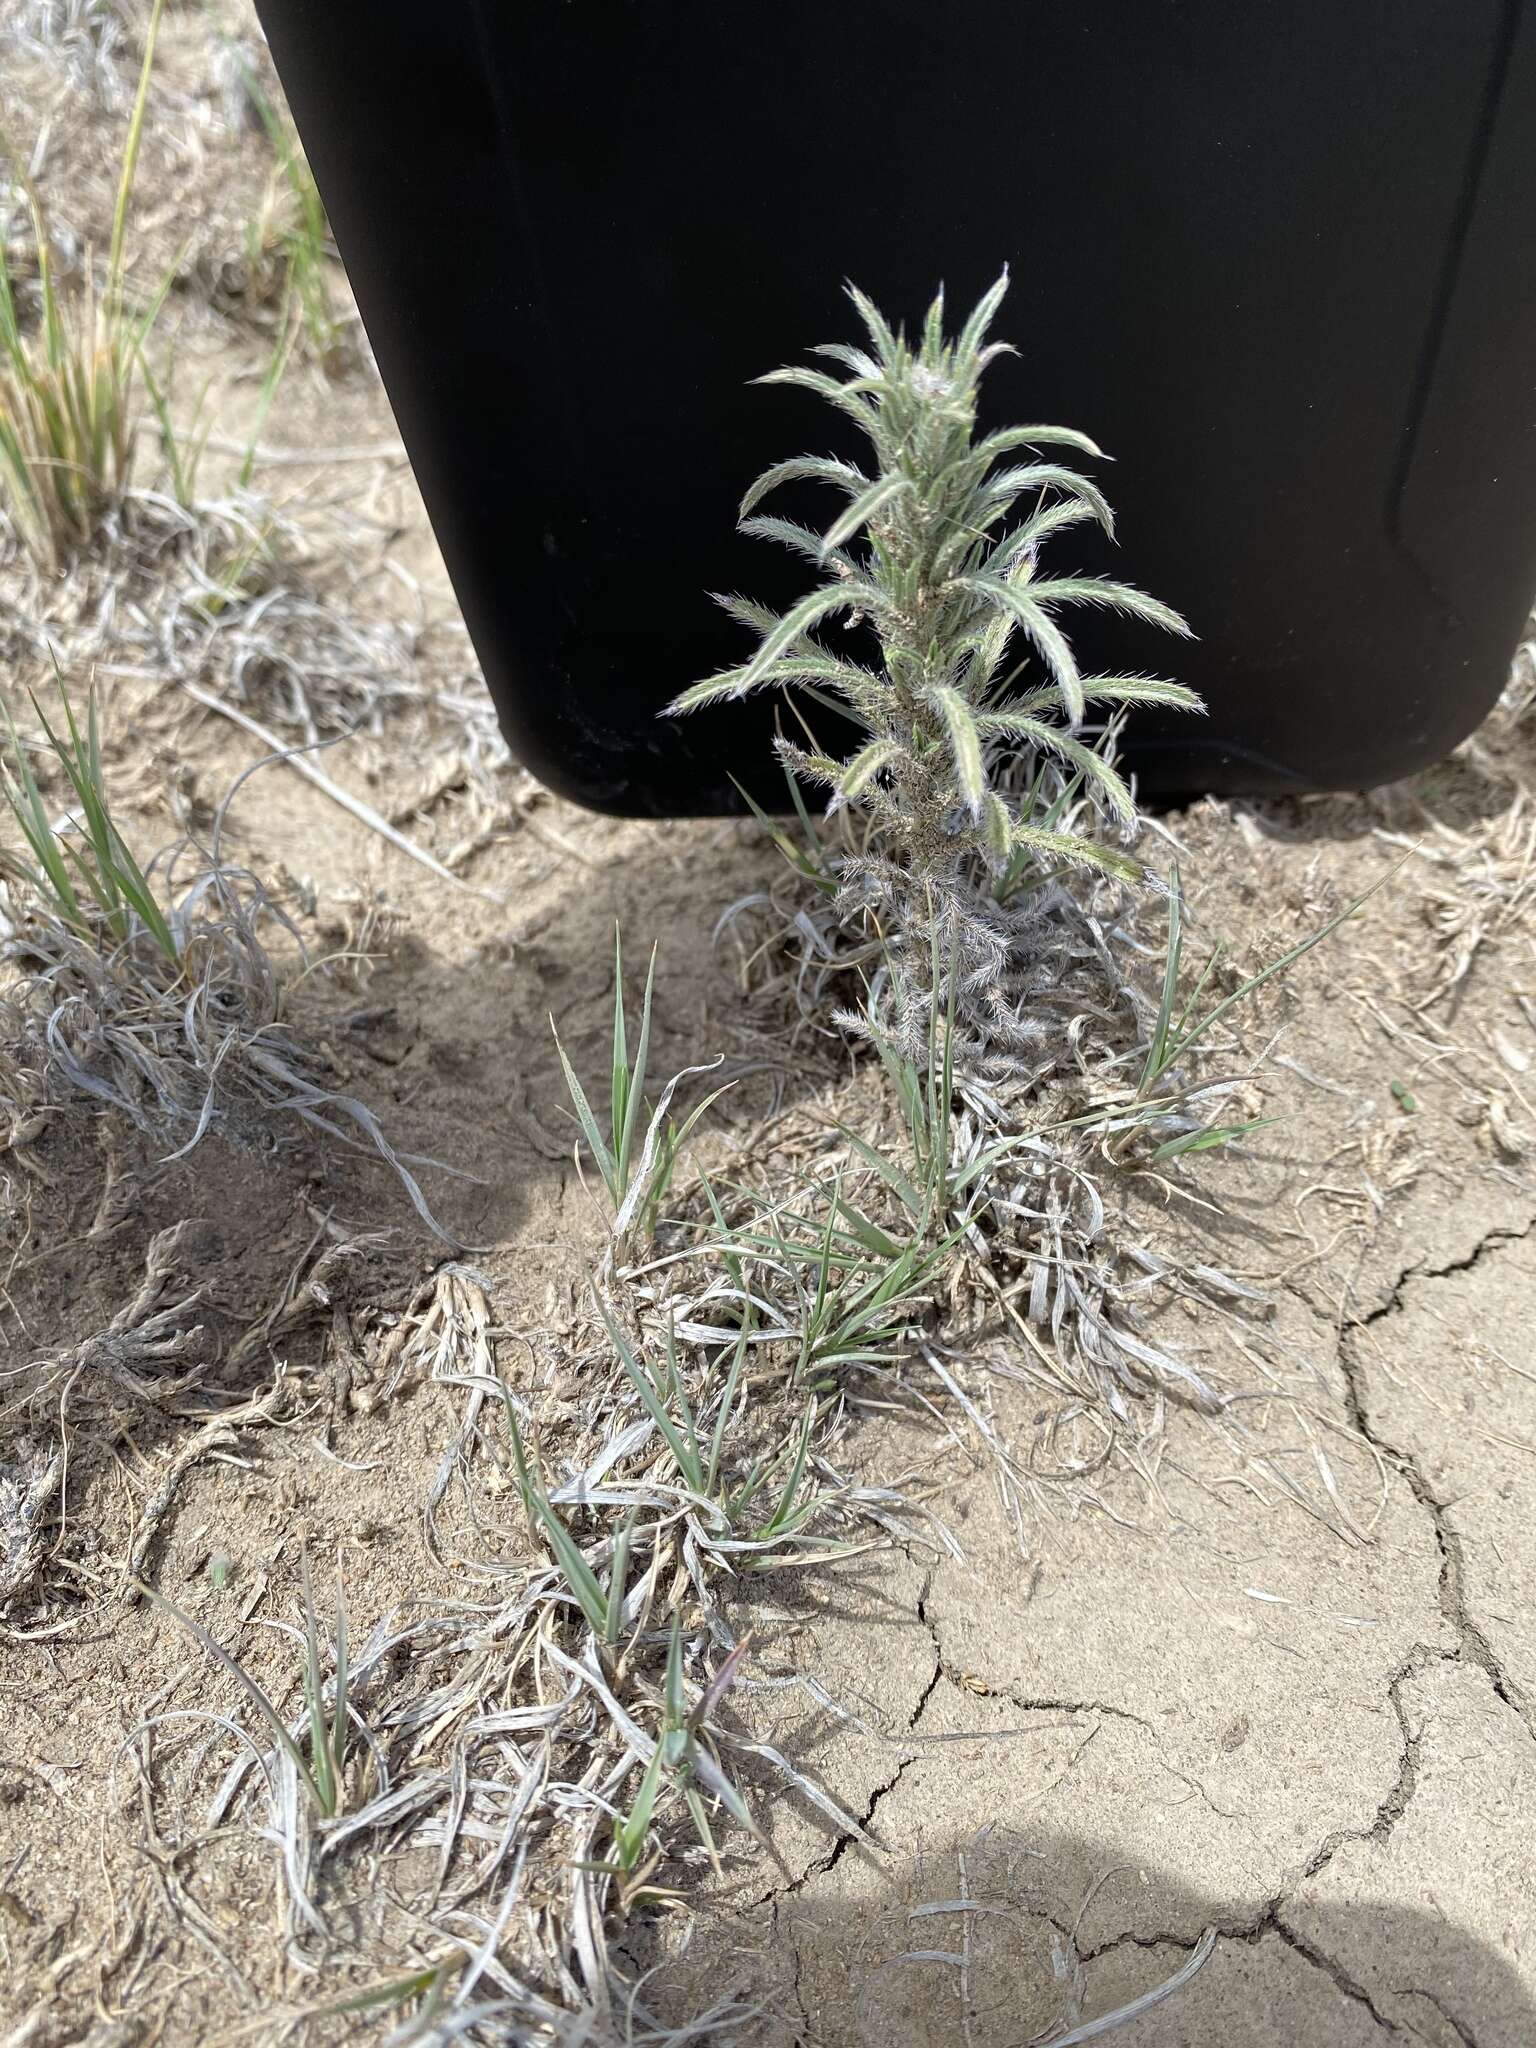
254;0;1536;814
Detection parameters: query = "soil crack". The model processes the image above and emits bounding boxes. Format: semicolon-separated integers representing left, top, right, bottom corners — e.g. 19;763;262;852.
1270;1918;1412;2037
907;1573;943;1729
1392;1984;1480;2048
1356;1210;1536;1335
995;1692;1153;1731
1082;1887;1471;2041
1338;1308;1535;1743
781;1751;918;1899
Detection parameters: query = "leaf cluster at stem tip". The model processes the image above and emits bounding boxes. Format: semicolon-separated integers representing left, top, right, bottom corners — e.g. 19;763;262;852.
667;269;1203;894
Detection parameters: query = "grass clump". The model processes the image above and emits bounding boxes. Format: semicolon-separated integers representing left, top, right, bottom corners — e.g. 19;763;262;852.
670;270;1200;1072
1;1;126;104
0;679;456;1239
1;681;176;961
0;0;166;567
135;1558;445;1952
553;926;729;1248
227;57;342;364
144;1551;353;1822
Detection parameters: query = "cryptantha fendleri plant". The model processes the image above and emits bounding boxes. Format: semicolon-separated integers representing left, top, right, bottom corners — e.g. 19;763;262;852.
669;271;1202;1070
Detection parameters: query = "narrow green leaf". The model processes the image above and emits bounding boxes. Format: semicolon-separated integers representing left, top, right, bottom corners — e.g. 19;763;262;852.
739;514;842;564
955;269;1011;363
1161;864;1402;1075
1010;820;1141;883
1141;862;1184;1095
928;683;985;814
705;1313;750;1496
758;1405;816;1540
973;422;1106;463
845;281;899;365
978;462;1115;537
618;941;658;1186
734;584;856;696
664;1614;687;1729
299;1550;338;1815
753;364;878;432
551;1021;619;1200
1024;576;1193;639
999;675;1201;719
595;1292;704;1493
1151;1116;1278;1162
836;736;898;800
820;474;910;556
500;1395;610;1635
606;1507;637;1646
920;283;946;361
330;1572;349;1802
957;496;1098;585
107;0;166;310
973;713;1136;825
738;454;867;521
610;925;629;1169
616;1741;667;1866
953;574;1084;722
138;1581;327;1812
982;790;1012;865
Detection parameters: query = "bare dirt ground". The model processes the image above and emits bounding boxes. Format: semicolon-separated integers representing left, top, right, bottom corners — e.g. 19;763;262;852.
2;6;1534;2045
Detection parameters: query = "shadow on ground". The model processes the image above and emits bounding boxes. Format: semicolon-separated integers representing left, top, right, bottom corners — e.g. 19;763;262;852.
655;1826;1532;2046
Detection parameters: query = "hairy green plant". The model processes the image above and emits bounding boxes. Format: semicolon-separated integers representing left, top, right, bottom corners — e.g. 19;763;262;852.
0;0;165;565
669;271;1200;1071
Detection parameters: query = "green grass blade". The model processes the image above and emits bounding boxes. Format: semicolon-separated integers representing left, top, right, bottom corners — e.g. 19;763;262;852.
499;1391;610;1635
1151;1115;1279;1162
615;1741;666;1868
618;940;658;1187
1139;861;1183;1096
605;1507;637;1647
299;1550;337;1815
705;1312;750;1496
239;313;296;488
758;1405;815;1540
664;1615;686;1724
595;1293;704;1494
552;1020;619;1200
1166;864;1401;1070
1;697;87;932
610;924;629;1167
330;1571;349;1805
138;1581;327;1812
107;0;166;310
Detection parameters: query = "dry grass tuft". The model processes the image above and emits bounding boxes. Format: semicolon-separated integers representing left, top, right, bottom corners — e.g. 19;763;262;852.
0;681;461;1244
0;0;127;108
0;0;166;567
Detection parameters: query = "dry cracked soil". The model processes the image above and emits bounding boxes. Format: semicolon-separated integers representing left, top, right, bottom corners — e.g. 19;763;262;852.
2;4;1535;2043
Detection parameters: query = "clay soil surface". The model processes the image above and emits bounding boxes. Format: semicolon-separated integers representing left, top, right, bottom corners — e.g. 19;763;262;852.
2;7;1534;2045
